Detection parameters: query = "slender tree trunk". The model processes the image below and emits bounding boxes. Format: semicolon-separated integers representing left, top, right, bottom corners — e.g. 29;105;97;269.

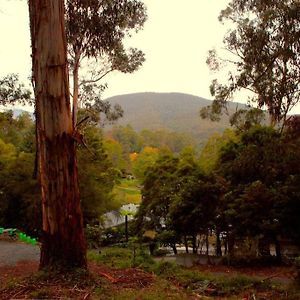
224;233;228;255
216;228;222;256
171;244;177;255
192;235;197;254
72;52;80;128
206;229;211;264
272;235;282;263
184;235;189;253
228;231;235;263
258;237;271;257
206;230;209;256
28;0;87;269
125;214;128;243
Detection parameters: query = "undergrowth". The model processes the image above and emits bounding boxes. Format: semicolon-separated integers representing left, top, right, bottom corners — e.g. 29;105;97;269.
1;247;299;299
87;247;291;298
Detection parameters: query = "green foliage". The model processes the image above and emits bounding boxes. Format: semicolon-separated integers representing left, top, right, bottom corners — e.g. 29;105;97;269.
66;0;147;61
199;129;237;174
77;102;124;128
88;247;133;269
110;124;143;154
0;113;40;235
85;224;103;249
113;178;141;205
66;0;147;119
0;110;35;152
103;137;129;171
107;125;198;174
135;152;179;234
0;74;32;106
168;172;221;238
218;126;300;248
135;149;222;253
207;0;300;126
88;246;281;298
135;119;300;261
229;108;266;132
132;146;159;180
139;129;196;153
0;111;122;233
78;125;121;224
0;136;40;235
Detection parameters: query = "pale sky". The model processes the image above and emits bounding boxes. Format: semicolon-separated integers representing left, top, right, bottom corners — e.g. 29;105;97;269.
1;0;299;113
0;1;229;99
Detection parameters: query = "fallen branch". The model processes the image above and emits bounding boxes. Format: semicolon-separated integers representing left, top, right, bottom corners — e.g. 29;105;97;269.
261;272;289;282
97;272;118;283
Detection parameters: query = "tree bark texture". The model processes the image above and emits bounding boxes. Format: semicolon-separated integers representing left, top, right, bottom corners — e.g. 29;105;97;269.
28;0;87;269
72;52;80;128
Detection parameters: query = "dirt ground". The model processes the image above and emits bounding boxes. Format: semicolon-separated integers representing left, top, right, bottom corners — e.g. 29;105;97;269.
0;260;296;300
0;240;297;299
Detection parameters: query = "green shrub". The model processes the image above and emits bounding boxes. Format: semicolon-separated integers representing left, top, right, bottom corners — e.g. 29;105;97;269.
85;224;103;249
153;248;170;257
151;261;179;276
132;247;155;270
88;247;132;269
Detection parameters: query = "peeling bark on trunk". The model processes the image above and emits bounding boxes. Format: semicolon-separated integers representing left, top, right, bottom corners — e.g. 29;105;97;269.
72;52;80;128
28;0;87;269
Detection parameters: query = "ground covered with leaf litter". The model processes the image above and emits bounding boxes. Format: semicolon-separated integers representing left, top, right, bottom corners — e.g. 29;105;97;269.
0;241;299;299
0;260;299;299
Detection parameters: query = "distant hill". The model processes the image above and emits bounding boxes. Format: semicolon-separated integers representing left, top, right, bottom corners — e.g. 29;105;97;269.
1;93;245;146
106;92;244;144
0;107;34;119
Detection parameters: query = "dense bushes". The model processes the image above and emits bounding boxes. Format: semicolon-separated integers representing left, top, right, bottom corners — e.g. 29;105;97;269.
135;125;300;262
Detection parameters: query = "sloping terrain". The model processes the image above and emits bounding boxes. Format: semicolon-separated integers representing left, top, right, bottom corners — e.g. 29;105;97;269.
106;92;243;142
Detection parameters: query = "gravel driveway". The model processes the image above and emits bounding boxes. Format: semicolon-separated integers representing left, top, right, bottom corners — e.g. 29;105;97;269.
0;240;40;266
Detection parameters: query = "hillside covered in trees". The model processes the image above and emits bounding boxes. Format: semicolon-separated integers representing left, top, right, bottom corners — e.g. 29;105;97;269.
106;92;247;142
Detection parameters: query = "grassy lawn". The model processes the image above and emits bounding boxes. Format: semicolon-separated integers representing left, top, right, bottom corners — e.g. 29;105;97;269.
113;179;141;205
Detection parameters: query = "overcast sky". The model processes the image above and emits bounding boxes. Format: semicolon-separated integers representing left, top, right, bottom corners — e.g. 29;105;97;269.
1;0;299;113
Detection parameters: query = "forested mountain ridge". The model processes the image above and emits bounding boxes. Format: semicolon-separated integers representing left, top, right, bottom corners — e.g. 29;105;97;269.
4;92;245;145
106;92;245;142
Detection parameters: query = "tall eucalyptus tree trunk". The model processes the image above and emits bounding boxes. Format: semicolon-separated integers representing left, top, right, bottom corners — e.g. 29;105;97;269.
28;0;87;269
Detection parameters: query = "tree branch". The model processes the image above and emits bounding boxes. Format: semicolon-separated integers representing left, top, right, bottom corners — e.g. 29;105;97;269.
79;69;113;87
